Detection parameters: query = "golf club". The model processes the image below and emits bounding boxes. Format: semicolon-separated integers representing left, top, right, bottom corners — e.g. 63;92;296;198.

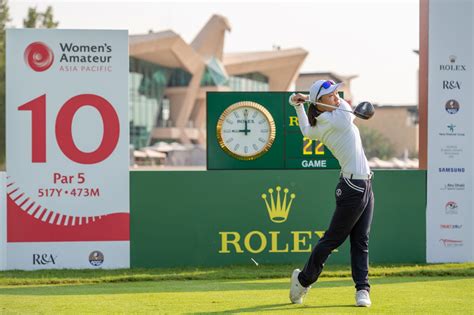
307;100;375;120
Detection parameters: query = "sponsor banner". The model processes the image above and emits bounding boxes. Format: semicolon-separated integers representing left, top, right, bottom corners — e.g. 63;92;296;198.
131;170;426;267
427;0;473;262
0;172;5;270
5;29;129;269
6;242;129;270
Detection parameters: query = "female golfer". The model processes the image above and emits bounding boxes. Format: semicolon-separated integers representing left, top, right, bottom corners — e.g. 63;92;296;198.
288;80;374;307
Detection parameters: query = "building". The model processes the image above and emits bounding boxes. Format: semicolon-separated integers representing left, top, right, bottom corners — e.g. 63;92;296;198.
128;15;308;149
356;105;419;158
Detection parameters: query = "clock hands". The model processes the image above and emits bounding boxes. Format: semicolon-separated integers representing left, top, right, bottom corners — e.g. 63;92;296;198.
217;102;276;160
239;109;251;135
229;109;252;134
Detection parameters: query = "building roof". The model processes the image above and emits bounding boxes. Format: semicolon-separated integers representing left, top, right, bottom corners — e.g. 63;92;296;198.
130;30;204;73
299;72;358;81
223;48;308;76
191;14;231;60
129;30;179;44
129;16;308;91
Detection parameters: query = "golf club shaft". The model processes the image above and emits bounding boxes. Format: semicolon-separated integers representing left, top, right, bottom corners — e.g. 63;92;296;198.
309;101;354;114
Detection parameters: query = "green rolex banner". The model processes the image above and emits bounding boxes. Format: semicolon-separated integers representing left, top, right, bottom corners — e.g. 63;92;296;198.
130;170;426;268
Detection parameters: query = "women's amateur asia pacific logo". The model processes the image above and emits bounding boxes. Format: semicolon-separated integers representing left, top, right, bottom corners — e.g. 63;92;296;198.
24;42;54;72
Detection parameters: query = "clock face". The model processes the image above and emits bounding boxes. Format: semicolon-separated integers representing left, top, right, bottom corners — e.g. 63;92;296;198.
216;101;276;160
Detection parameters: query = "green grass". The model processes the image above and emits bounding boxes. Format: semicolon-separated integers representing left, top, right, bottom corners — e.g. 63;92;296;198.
0;264;473;314
0;276;473;314
1;263;473;286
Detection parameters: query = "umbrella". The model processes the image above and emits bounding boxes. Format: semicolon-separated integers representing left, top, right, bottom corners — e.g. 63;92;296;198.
134;150;147;158
152;141;174;152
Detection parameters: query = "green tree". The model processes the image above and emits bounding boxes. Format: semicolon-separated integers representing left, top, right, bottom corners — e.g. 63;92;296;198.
358;125;395;160
23;7;39;28
23;6;59;29
41;6;59;28
0;0;10;170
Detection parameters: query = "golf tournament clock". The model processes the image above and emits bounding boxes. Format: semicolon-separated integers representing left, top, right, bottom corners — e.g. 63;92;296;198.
216;101;276;160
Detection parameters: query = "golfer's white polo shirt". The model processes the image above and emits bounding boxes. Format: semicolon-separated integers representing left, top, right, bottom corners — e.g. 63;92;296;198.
293;98;371;177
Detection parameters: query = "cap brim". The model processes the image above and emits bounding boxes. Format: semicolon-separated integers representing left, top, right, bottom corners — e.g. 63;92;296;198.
319;82;343;98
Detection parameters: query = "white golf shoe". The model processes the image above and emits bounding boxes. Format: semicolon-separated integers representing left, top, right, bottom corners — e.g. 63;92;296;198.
355;289;371;307
289;269;311;304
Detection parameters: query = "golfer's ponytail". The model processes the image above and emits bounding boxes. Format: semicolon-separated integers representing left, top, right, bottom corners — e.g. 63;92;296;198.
307;103;318;127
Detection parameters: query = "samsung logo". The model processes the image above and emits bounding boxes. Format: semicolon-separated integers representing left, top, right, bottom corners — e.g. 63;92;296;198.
439;167;465;173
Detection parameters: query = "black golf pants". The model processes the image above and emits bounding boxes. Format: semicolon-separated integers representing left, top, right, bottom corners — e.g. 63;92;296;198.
298;176;374;292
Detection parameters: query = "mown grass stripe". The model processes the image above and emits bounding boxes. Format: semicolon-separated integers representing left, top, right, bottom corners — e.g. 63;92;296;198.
0;263;472;286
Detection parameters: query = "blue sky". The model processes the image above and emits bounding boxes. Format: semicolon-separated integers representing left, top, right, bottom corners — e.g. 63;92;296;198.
8;0;420;105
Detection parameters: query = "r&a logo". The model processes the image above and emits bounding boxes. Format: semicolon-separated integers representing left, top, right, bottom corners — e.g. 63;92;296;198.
442;81;461;90
33;254;57;265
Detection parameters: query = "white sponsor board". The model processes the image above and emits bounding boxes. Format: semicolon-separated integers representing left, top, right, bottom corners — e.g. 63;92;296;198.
427;0;473;262
6;29;129;269
6;242;129;269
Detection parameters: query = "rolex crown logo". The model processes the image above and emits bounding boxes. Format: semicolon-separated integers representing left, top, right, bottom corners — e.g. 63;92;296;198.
261;186;296;223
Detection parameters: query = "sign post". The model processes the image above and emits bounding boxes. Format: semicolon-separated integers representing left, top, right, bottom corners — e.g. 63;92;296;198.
426;0;473;262
5;29;129;269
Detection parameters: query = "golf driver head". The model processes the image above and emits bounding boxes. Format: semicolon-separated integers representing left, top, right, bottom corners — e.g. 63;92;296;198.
354;101;375;120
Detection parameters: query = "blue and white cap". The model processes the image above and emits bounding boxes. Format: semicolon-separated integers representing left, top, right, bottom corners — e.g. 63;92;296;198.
309;80;343;102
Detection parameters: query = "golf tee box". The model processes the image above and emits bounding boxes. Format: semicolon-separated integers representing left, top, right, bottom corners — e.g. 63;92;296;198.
207;92;340;170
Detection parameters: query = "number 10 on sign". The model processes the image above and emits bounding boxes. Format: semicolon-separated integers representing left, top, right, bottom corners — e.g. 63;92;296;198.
18;94;120;165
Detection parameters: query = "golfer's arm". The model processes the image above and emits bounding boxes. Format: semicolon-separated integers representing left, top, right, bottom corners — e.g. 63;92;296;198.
294;104;319;139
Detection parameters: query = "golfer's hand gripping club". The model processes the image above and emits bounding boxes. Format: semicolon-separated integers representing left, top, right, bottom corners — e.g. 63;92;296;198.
290;93;374;120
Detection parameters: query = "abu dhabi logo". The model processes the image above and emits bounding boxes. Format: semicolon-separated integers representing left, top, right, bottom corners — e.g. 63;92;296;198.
261;186;296;223
441;183;465;191
445;99;460;114
439;239;463;247
24;41;54;72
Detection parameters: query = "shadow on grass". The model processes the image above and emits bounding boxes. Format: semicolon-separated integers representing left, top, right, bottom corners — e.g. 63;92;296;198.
0;276;467;296
191;303;356;314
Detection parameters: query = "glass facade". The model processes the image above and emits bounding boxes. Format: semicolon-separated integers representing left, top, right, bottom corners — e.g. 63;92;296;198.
129;57;169;149
168;68;192;87
228;72;269;91
201;57;229;86
130;57;194;149
129;56;269;149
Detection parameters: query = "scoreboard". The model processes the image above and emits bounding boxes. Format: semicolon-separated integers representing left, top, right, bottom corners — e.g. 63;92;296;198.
207;92;340;170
